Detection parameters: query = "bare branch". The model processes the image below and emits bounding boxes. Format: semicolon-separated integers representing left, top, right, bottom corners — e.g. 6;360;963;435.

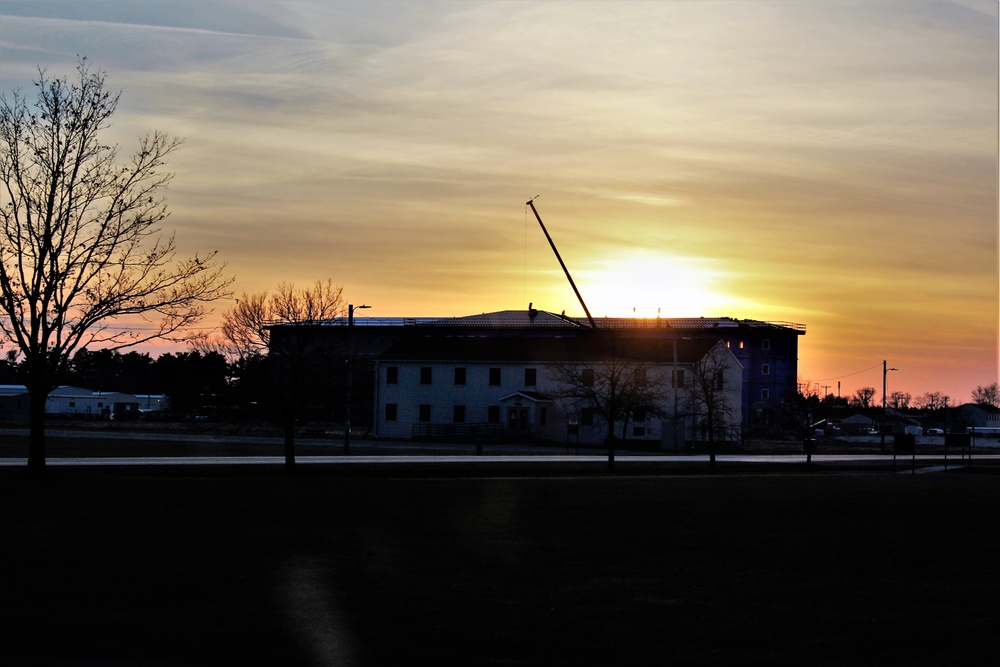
1;58;232;469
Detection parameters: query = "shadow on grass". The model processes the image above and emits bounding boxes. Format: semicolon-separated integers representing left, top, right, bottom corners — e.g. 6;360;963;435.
2;467;998;666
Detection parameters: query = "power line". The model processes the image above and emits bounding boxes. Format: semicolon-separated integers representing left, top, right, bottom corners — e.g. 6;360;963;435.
812;363;882;383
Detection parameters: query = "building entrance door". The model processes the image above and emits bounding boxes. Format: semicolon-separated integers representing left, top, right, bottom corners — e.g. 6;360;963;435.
508;407;529;431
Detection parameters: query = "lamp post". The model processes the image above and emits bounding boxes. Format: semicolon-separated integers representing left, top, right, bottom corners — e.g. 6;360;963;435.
881;360;898;451
345;304;370;454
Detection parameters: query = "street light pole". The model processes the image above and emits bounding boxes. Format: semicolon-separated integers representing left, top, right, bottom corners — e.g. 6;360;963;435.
345;304;370;454
881;360;898;451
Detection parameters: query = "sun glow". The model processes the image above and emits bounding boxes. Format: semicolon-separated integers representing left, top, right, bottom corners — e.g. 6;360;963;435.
574;251;739;319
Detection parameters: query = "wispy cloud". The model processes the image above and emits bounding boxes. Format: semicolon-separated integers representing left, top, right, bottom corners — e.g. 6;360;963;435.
0;0;995;398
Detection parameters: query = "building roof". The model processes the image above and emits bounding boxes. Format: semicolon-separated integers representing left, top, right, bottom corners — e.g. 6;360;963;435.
304;309;805;333
380;335;723;364
422;309;586;329
589;316;806;333
958;403;1000;414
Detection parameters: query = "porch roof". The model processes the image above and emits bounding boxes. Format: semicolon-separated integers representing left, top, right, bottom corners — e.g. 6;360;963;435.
499;391;553;404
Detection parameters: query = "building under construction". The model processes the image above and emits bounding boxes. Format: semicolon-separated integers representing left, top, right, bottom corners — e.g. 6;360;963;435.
269;201;805;443
270;309;805;442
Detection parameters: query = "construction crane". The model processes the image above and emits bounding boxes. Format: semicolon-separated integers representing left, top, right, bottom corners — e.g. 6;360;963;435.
525;198;597;329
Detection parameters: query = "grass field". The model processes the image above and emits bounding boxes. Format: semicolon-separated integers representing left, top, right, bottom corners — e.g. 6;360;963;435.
2;465;998;666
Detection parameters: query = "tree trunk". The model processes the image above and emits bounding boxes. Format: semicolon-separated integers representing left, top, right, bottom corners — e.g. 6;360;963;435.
283;413;296;470
27;386;48;474
606;428;616;473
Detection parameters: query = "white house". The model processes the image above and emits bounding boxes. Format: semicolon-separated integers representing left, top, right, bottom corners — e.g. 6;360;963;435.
373;335;743;448
45;386;141;419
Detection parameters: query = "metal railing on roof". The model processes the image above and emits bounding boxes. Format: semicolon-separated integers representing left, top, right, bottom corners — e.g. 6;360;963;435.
268;313;806;332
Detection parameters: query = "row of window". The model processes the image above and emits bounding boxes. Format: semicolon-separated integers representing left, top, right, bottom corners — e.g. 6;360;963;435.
386;366;527;387
726;339;771;350
384;366;701;388
383;403;655;426
385;403;508;424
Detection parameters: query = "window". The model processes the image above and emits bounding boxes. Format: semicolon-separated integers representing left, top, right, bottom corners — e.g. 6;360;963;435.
489;367;501;386
69;401;76;408
633;426;647;437
386;366;399;384
420;367;433;385
487;405;500;424
761;389;770;400
453;405;466;423
582;368;594;387
385;403;397;421
454;367;466;385
715;371;725;390
762;339;771;350
524;368;537;386
540;406;547;426
672;370;685;388
762;364;770;376
633;368;647;387
581;408;594;426
418;404;431;422
633;408;647;423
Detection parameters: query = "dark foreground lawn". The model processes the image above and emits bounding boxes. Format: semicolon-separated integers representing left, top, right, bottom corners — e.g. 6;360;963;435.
2;467;998;666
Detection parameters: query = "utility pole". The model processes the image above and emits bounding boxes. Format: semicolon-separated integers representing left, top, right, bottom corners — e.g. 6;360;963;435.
881;360;898;451
345;304;371;454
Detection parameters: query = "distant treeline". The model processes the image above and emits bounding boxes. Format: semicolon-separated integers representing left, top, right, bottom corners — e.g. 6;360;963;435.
0;348;261;418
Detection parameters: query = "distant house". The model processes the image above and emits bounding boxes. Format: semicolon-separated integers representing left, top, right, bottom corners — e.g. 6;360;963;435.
835;408;922;435
955;403;1000;433
46;386;140;419
374;335;743;448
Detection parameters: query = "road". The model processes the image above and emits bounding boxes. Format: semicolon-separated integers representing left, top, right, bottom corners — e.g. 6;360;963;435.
2;452;996;472
2;426;997;472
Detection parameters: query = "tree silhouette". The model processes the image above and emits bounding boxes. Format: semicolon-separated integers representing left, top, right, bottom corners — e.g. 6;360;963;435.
971;382;1000;408
550;348;667;472
850;387;876;409
0;59;231;471
218;280;345;468
686;342;739;470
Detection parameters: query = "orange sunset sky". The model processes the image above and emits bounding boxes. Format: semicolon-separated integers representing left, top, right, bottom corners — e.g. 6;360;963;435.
0;1;996;403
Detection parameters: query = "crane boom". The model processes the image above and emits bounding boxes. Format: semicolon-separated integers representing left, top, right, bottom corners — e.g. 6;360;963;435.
525;199;597;329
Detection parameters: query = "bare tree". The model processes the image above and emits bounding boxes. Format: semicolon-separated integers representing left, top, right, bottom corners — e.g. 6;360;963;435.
219;280;345;468
0;59;230;472
549;338;668;471
783;387;822;464
971;382;1000;408
686;344;738;470
888;391;912;411
915;391;950;412
850;387;876;409
797;378;821;398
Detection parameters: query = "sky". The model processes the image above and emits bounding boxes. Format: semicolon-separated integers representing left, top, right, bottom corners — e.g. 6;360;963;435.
0;0;996;403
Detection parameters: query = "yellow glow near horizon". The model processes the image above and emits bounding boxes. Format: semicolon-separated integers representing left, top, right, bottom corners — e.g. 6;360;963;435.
574;251;742;319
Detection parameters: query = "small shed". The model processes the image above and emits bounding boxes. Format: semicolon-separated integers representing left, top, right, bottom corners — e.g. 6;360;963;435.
46;386;141;419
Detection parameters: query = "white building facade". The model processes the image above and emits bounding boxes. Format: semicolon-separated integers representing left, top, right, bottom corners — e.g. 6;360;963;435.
45;386;140;419
374;336;743;448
